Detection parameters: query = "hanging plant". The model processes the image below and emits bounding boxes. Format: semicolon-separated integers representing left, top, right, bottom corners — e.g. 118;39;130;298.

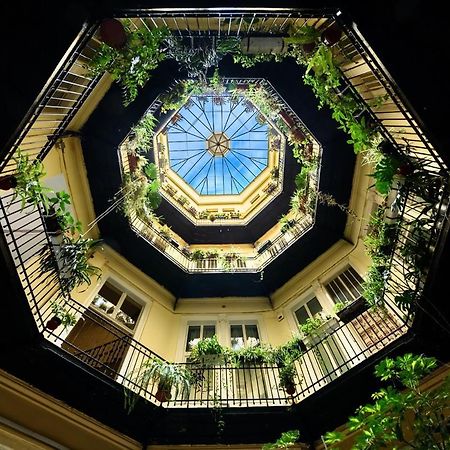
89;23;169;106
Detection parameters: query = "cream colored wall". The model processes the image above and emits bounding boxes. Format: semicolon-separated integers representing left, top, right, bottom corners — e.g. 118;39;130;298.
40;113;375;364
0;370;140;450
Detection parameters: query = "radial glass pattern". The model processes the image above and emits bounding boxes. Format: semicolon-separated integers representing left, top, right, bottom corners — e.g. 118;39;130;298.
166;94;269;195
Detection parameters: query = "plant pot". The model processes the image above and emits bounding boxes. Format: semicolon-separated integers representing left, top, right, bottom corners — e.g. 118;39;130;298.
290;127;306;143
301;41;317;54
43;212;62;235
0;174;17;190
240;37;287;54
378;141;400;157
285;383;296;395
155;383;172;402
280;110;295;128
128;153;139;173
46;316;62;331
321;24;342;46
99;18;127;49
336;297;369;324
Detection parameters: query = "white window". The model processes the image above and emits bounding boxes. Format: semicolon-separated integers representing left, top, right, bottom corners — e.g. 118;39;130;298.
91;281;142;331
294;296;323;325
324;266;364;305
185;323;216;352
230;323;260;350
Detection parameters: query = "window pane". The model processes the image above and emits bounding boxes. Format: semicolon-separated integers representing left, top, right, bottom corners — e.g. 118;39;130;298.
231;325;243;338
231;325;244;350
203;325;216;338
116;297;141;330
295;306;309;325
120;297;141;320
245;324;259;339
97;283;121;305
308;297;322;316
326;280;346;304
186;326;201;351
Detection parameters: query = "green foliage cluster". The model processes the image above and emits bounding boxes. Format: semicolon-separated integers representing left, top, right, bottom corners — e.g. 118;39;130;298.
122;162;161;221
324;354;449;450
40;235;102;295
364;208;396;262
8;149;101;296
372;154;402;195
89;24;169;106
298;313;331;338
11;150;82;233
189;335;225;363
262;430;300;450
131;113;158;152
362;264;386;307
50;301;77;329
11;150;51;210
125;356;192;413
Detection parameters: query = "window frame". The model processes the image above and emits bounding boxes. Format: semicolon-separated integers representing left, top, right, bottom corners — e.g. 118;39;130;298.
89;278;146;335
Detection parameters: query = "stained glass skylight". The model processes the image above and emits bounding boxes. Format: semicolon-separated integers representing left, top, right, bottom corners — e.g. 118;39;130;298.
166;94;269;195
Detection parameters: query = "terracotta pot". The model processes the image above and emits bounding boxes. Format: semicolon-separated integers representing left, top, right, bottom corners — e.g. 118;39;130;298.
99;18;127;49
128;154;139;173
155;384;172;402
302;41;317;54
285;383;296;395
280;110;295;127
290;127;306;142
321;24;342;46
397;163;414;176
0;174;17;190
46;316;62;331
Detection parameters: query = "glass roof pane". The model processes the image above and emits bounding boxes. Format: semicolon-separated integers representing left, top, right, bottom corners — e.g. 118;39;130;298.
167;94;269;195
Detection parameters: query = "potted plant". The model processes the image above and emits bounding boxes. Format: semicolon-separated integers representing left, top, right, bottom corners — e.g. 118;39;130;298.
0;150;51;211
321;23;343;47
189;335;225;366
279;361;297;395
88;24;169;106
232;342;272;367
191;249;206;262
334;297;369;324
125;357;191;411
284;25;321;53
45;191;82;235
159;224;172;240
39;235;102;295
46;301;77;331
98;18;127;50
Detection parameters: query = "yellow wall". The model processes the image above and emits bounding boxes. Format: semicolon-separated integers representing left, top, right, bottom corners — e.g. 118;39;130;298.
0;370;140;450
40;126;374;363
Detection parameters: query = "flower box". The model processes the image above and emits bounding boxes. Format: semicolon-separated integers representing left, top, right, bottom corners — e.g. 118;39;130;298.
336;297;369;324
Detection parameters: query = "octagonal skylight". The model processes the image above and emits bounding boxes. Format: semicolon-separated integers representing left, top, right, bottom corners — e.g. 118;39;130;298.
166;94;269;195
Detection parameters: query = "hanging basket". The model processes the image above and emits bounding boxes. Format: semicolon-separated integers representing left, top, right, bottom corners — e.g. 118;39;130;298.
0;175;17;190
285;383;296;395
155;383;172;402
321;24;343;47
46;316;62;331
99;18;127;49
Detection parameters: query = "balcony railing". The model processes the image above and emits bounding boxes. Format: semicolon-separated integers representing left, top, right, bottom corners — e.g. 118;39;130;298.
0;184;436;409
0;8;449;412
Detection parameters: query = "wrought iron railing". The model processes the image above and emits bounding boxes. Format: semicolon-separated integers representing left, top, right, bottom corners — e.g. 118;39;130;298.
0;184;435;409
0;8;449;412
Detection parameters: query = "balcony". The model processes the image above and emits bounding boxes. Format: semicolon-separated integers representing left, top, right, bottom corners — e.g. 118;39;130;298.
0;6;449;446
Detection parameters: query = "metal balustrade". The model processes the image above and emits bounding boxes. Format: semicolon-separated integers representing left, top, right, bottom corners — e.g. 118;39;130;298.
0;180;442;408
1;8;449;411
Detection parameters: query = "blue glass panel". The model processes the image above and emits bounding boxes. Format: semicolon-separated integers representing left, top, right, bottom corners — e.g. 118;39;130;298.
166;94;269;195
